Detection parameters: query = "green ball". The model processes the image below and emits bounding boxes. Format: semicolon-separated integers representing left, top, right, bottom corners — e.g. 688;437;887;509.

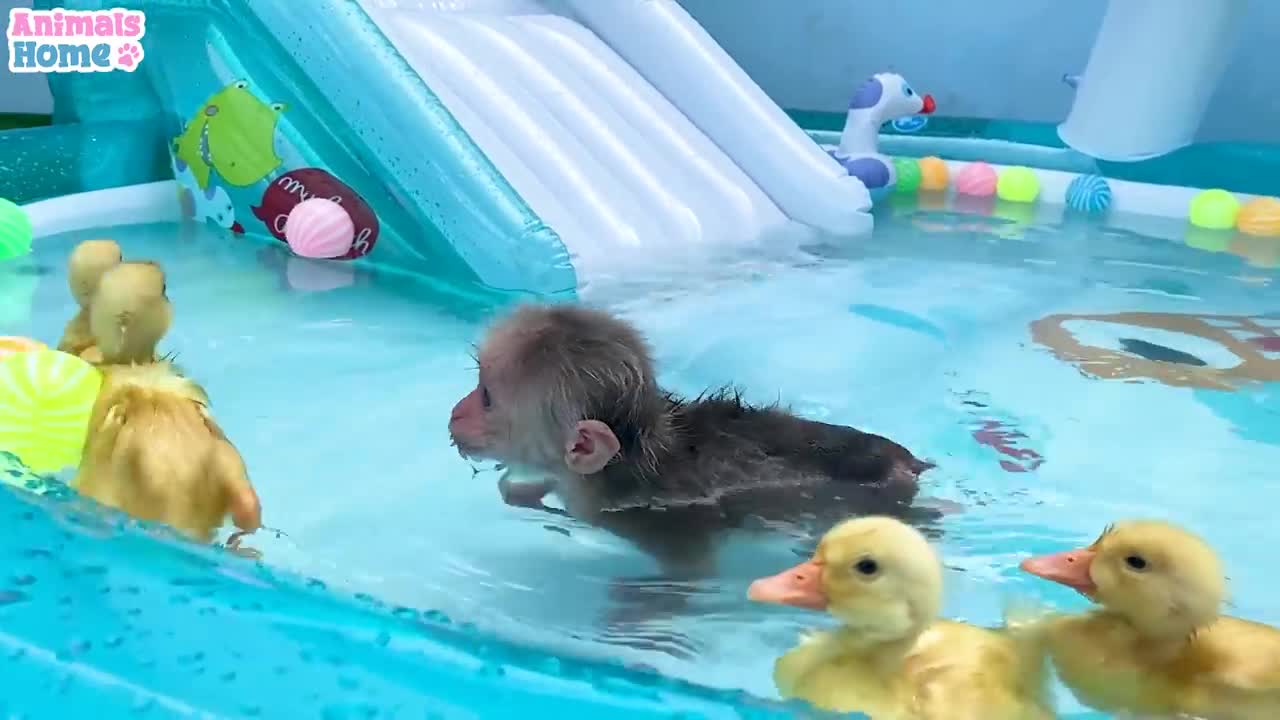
1188;189;1240;230
893;157;922;194
0;198;32;260
996;166;1040;203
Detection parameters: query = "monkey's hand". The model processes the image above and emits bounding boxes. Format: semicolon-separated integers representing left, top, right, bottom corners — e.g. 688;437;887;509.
225;530;263;560
497;474;552;509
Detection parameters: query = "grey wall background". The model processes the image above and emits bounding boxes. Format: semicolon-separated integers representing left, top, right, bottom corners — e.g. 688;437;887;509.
1;0;1276;143
678;0;1279;144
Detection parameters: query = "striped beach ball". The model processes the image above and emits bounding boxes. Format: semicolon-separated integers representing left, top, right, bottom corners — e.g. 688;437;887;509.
0;197;33;260
0;349;102;473
284;198;355;259
1237;197;1280;237
1065;174;1112;214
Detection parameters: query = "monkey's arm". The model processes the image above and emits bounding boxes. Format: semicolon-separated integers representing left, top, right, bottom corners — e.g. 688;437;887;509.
211;439;261;531
214;440;264;560
497;473;555;510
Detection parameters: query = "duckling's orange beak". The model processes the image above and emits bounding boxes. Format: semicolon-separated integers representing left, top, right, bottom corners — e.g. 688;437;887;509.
748;560;827;610
1020;548;1098;596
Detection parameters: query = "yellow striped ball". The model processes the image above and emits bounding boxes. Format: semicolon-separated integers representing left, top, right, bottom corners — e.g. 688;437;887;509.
0;349;102;472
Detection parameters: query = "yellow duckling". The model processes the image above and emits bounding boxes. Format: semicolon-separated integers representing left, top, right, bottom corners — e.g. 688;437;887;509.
749;516;1054;719
57;238;123;363
75;261;263;548
1020;520;1280;720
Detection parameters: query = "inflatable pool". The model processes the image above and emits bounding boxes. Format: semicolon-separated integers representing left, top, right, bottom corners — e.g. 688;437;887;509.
3;0;1280;718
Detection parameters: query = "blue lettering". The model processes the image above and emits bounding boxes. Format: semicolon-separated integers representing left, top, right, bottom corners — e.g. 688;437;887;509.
90;43;110;68
56;44;90;69
35;44;56;68
9;41;116;72
9;41;35;68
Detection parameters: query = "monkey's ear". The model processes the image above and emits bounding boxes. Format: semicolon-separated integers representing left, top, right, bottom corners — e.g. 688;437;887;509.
564;420;620;475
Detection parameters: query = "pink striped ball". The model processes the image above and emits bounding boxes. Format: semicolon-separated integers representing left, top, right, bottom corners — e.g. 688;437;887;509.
955;162;998;197
284;198;355;259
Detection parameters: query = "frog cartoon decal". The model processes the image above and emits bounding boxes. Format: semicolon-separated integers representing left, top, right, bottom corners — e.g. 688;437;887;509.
173;79;287;190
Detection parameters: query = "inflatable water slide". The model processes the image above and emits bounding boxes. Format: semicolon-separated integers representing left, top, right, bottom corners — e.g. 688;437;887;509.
40;0;873;297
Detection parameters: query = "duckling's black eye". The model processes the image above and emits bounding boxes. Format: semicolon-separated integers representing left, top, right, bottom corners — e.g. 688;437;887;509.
854;559;879;576
480;386;492;409
1124;555;1148;571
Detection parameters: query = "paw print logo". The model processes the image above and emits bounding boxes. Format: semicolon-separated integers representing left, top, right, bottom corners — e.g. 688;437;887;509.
115;42;143;72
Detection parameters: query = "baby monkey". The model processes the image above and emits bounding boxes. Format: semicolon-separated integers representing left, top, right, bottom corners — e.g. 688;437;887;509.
74;261;263;551
58;239;123;363
449;303;938;574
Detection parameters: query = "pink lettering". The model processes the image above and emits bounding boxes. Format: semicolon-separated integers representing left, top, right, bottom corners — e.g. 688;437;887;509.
123;13;143;38
7;11;32;37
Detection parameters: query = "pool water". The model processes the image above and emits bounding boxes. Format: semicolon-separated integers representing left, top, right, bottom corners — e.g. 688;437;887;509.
7;200;1280;718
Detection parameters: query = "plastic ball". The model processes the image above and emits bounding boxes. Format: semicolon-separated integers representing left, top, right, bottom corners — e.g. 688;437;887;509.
952;192;995;216
0;197;33;260
954;162;997;197
996;166;1040;203
1184;227;1231;253
993;199;1035;225
0;349;102;473
1065;174;1112;214
917;156;949;191
1230;235;1280;268
0;336;45;359
285;257;357;292
1188;189;1240;230
1236;197;1280;237
892;157;922;194
284;198;355;259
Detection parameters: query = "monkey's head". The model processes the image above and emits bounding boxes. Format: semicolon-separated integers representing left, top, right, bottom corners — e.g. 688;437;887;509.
89;261;172;364
68;239;123;308
449;304;667;477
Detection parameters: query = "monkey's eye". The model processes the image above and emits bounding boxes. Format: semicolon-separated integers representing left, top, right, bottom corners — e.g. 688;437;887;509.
1124;555;1148;571
854;558;879;576
480;386;492;409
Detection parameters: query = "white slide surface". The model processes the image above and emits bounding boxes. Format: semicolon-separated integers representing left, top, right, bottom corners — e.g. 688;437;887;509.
357;0;871;285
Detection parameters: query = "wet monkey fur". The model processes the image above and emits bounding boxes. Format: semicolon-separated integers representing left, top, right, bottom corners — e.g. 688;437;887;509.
449;303;939;574
74;261;263;549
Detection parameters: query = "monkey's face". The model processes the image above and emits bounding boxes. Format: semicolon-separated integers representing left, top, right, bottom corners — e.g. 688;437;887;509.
448;349;554;471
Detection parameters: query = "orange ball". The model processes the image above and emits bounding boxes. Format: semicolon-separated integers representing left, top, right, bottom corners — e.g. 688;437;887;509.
0;336;44;359
1236;197;1280;237
918;156;950;192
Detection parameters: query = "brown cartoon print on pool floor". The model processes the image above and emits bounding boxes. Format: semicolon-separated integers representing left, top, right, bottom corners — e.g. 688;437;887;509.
1030;311;1280;390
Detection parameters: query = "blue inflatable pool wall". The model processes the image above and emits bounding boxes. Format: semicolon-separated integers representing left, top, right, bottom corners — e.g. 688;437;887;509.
0;469;861;717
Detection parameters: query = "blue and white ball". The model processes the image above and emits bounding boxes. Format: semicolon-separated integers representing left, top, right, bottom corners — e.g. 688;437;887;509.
1065;174;1112;214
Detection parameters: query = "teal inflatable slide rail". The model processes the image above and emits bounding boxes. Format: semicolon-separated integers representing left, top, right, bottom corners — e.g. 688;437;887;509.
26;0;576;298
11;0;880;301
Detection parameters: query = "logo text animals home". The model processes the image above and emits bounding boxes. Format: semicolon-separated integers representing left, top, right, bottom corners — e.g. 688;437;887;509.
6;8;146;74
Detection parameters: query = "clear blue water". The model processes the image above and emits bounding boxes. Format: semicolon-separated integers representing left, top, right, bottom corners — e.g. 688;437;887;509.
6;198;1280;718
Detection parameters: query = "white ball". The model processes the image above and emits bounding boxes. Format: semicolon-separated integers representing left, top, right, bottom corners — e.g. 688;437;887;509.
284;198;355;259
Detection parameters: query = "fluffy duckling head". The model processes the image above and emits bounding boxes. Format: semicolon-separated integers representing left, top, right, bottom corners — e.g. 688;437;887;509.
89;261;172;364
748;516;943;645
67;239;123;307
1021;520;1224;639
